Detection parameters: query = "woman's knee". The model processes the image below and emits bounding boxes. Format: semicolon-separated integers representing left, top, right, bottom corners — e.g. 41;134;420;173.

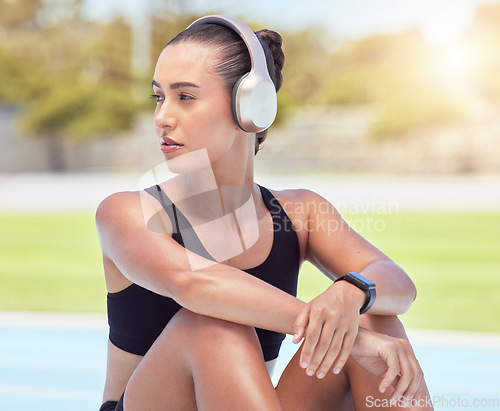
162;309;262;358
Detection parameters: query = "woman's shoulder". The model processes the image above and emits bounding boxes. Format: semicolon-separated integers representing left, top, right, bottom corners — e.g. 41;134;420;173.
95;189;163;228
266;187;332;216
96;190;138;218
269;188;333;225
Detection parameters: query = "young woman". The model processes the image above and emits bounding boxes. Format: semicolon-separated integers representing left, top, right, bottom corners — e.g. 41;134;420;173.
96;15;432;410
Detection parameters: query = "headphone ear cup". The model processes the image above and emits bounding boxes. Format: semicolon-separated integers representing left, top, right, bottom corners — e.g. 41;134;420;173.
231;75;247;131
232;74;277;133
187;15;278;133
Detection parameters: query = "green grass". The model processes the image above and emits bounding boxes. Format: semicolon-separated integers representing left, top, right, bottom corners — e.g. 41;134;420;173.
297;213;500;333
1;212;499;333
0;213;106;313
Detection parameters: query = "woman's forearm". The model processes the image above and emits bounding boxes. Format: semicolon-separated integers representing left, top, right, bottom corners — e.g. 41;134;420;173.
171;262;306;334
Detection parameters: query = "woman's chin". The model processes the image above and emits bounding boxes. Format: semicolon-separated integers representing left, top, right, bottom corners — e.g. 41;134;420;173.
165;149;212;175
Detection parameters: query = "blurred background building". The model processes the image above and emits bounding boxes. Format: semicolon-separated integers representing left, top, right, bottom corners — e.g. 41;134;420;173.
1;0;500;174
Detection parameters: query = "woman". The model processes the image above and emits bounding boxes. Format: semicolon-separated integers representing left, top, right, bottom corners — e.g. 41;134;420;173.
96;15;432;410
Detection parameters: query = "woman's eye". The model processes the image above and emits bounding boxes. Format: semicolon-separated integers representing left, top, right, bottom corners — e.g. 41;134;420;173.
150;94;164;103
179;93;194;101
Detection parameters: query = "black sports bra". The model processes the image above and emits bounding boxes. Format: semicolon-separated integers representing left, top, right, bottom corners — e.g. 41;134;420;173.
107;185;300;361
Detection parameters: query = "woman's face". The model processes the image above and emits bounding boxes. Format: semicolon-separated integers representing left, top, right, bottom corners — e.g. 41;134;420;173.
152;42;243;170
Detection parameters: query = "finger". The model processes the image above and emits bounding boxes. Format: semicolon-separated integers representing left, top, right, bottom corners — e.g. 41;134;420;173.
413;388;422;402
314;330;344;378
381;374;400;395
299;316;324;373
307;322;337;378
402;347;424;400
330;327;357;375
292;306;310;344
379;345;401;394
403;369;424;403
390;345;413;402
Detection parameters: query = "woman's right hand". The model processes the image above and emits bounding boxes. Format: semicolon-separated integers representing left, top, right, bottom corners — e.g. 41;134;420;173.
350;327;424;404
291;280;365;379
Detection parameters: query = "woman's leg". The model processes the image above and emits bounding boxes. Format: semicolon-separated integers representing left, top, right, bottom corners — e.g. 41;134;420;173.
276;344;353;410
123;308;281;410
276;315;433;410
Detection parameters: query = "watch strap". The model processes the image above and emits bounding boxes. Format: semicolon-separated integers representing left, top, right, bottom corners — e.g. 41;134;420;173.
334;272;376;314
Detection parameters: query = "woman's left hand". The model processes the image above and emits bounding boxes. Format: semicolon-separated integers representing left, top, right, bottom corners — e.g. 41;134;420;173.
351;327;424;403
292;280;366;378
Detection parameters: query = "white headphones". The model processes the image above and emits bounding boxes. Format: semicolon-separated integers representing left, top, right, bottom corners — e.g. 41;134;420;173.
187;15;278;133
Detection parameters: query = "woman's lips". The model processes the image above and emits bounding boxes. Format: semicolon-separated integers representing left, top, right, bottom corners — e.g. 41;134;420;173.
160;136;184;153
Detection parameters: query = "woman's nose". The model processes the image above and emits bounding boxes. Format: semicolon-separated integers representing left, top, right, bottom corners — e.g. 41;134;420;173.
153;99;176;129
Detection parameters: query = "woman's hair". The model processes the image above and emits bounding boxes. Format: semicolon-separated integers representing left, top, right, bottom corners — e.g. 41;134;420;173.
166;22;284;155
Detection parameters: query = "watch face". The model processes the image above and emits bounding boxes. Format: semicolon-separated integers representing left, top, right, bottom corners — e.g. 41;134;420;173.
346;272;376;290
340;272;376;314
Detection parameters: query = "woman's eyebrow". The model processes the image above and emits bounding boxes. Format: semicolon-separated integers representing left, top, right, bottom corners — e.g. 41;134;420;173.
151;80;200;90
170;81;200;90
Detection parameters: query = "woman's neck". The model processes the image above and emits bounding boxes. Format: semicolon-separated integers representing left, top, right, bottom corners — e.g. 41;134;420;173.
163;147;260;220
184;164;256;216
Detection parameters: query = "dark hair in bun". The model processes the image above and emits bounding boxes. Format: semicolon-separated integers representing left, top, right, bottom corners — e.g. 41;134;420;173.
166;21;285;154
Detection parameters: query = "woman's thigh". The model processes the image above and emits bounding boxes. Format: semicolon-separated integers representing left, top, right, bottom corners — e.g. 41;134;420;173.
123;308;281;410
275;343;353;411
122;309;199;410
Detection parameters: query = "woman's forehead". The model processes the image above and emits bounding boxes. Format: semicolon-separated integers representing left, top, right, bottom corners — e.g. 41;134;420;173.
154;42;219;81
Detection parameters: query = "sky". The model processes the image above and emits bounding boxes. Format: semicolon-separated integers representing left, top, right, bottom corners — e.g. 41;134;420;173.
82;0;500;46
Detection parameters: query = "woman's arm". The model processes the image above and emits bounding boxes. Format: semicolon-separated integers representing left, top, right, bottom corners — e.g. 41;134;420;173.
96;191;305;334
301;189;416;315
281;189;417;379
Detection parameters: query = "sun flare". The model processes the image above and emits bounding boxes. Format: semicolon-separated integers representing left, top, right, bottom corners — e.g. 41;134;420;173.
437;43;478;75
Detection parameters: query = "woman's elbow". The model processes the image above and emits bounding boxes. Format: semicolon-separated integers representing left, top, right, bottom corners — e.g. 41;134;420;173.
399;275;417;314
168;270;215;311
410;278;417;303
163;270;192;303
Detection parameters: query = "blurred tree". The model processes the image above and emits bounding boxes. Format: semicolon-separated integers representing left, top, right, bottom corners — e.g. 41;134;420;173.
22;82;134;170
83;18;132;86
0;0;136;171
0;0;43;30
0;48;47;103
323;30;467;138
466;3;500;41
279;28;333;105
22;83;133;141
465;3;500;104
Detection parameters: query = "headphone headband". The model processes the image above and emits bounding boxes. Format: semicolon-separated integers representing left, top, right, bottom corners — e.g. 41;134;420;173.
187;15;268;79
186;15;278;133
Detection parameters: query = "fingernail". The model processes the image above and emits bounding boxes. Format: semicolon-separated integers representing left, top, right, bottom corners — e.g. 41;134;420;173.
333;367;341;374
317;372;325;379
300;361;308;369
306;369;315;376
380;386;386;393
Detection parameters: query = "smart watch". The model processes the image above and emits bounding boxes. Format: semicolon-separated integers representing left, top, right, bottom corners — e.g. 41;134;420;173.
334;272;376;314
